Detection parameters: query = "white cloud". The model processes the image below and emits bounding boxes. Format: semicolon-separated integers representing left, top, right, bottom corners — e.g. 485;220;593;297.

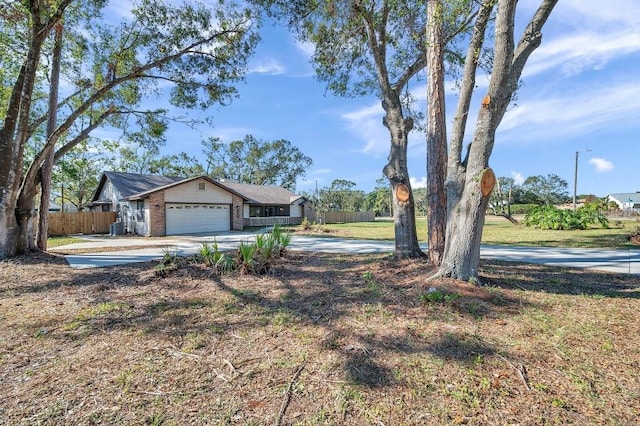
106;0;134;20
555;0;640;27
589;157;614;172
526;31;640;78
511;171;525;185
498;81;640;143
249;59;286;75
295;40;315;58
410;176;427;189
206;127;253;142
341;102;387;155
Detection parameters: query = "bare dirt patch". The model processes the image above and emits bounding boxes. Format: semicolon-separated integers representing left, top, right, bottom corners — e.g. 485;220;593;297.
1;252;639;425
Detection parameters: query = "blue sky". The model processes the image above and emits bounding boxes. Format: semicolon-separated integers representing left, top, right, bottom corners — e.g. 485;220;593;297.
104;0;640;197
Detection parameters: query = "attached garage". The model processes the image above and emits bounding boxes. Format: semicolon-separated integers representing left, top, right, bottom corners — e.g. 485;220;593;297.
165;203;230;235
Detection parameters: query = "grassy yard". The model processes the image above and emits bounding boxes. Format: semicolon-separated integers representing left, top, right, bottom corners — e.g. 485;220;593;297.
297;216;639;249
47;236;85;248
1;252;638;425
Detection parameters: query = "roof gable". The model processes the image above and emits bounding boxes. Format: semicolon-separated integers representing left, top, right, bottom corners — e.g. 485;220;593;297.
125;175;246;200
98;171;184;200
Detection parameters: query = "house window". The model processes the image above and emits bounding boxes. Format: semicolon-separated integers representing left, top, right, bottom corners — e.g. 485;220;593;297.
249;205;290;217
101;205;110;212
135;200;145;221
250;206;263;217
276;206;289;216
197;182;206;191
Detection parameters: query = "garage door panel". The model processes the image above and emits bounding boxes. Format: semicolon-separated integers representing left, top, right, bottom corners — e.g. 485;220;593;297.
166;204;229;235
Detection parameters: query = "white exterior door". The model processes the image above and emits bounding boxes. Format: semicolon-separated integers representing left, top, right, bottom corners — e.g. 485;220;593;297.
165;204;230;235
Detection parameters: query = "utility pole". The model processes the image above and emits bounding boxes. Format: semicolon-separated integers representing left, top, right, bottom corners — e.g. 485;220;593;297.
573;149;591;211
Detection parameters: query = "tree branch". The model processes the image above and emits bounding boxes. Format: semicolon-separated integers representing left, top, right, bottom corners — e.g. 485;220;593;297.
449;0;495;167
27;89;83;139
53;105;116;162
509;0;559;89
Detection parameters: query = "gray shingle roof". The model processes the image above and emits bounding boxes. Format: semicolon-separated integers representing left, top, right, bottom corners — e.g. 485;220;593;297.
93;172;303;205
608;192;640;203
217;181;303;205
103;171;183;198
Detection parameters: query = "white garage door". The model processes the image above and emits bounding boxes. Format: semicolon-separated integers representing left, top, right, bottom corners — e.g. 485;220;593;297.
165;204;230;235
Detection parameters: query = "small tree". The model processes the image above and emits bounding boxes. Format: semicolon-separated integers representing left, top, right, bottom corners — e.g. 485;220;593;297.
521;174;570;205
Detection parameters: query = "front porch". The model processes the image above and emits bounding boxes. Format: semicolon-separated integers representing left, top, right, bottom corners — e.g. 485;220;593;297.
245;217;302;227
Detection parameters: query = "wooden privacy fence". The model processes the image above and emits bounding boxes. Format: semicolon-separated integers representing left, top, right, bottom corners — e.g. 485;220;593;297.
321;211;375;224
48;211;116;236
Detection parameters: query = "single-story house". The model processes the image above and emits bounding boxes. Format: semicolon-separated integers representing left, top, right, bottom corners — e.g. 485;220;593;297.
88;171;314;236
607;192;640;210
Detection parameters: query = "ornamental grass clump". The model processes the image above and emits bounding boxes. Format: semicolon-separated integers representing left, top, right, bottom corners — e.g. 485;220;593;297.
199;240;236;275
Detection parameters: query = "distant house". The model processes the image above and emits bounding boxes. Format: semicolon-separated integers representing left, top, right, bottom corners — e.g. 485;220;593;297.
88;171;313;236
607;192;640;210
48;201;62;212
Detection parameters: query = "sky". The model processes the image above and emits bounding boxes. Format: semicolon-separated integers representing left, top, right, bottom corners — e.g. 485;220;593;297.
103;0;640;197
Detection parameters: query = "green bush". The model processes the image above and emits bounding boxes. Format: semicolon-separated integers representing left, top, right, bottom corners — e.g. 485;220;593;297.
236;225;292;275
154;247;179;276
523;204;608;230
199;240;237;274
300;217;312;231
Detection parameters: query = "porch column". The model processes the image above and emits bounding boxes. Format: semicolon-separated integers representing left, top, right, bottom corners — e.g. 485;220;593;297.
232;195;244;231
149;192;166;237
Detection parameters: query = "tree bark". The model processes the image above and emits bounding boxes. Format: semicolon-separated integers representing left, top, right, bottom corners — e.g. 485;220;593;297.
382;94;423;258
436;0;558;281
425;0;447;266
37;23;64;251
0;1;61;258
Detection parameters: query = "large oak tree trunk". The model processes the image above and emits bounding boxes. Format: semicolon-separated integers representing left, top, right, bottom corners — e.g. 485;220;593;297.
435;0;558;281
382;96;423;259
0;1;55;258
425;0;447;266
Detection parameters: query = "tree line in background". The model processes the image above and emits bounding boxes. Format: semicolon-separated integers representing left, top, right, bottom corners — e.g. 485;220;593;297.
53;134;595;227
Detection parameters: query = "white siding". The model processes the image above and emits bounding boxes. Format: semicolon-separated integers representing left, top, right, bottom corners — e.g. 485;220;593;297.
164;178;232;203
290;204;303;218
97;181;122;211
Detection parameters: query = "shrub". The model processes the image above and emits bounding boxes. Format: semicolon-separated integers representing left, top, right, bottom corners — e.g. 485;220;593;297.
198;241;220;266
523;204;608;230
155;247;179;276
300;217;312;231
214;252;236;274
237;240;258;274
509;204;539;215
270;224;291;256
199;240;237;275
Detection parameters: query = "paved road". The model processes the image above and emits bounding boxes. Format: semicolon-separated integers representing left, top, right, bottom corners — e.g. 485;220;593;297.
59;233;640;275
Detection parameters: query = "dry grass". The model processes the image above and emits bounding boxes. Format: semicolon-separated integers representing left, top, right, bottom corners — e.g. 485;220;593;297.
1;252;639;425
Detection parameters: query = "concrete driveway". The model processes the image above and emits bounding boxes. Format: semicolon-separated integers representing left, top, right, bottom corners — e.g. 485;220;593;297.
59;233;640;275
